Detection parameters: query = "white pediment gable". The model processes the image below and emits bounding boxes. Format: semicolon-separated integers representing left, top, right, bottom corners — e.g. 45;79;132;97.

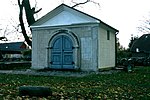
31;4;99;28
42;11;98;26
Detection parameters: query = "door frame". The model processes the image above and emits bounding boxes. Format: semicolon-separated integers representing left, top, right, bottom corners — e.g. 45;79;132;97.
47;30;80;70
51;35;74;69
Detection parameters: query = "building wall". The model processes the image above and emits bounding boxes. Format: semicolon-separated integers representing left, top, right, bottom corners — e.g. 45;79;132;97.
32;23;99;71
32;30;49;69
76;25;98;71
98;27;116;69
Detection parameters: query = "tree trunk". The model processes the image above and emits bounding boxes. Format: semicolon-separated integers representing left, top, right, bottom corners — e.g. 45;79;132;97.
18;0;32;47
23;0;35;26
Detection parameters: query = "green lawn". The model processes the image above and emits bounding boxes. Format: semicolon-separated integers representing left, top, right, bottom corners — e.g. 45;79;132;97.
0;67;150;99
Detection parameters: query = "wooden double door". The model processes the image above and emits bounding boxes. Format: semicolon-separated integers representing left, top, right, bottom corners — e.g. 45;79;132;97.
50;35;74;69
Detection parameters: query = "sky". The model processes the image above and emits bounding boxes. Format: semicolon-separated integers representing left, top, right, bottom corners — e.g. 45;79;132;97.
0;0;149;48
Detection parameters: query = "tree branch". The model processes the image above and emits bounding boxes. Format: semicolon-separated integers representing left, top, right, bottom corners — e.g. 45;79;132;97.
34;8;42;14
72;0;90;8
137;12;150;34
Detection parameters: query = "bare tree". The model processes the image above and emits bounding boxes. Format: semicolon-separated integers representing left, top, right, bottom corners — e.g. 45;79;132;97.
18;0;32;47
137;12;150;34
18;0;42;47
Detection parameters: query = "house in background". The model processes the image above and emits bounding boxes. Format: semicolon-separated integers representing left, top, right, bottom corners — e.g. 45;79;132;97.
0;42;29;59
130;34;150;58
31;4;119;71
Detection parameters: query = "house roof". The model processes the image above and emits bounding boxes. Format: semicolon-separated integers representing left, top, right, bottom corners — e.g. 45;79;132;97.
0;42;28;54
31;4;118;32
130;34;150;52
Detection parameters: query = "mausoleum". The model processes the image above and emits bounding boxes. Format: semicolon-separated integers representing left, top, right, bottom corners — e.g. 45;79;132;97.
31;4;119;71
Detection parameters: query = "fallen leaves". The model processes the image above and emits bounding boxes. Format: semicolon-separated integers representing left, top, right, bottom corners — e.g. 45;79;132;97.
0;67;149;99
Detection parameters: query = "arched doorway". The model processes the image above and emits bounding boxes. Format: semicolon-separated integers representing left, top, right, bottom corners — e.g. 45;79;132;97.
50;35;74;69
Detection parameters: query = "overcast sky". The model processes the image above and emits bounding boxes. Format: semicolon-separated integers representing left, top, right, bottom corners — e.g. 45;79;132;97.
0;0;149;48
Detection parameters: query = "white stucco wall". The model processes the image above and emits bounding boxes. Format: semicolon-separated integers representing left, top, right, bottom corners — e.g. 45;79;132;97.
76;25;99;71
32;30;50;69
32;24;99;71
32;23;116;71
98;27;116;69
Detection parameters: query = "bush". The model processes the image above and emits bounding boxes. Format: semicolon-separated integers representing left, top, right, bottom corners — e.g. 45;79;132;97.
22;50;31;61
0;62;31;70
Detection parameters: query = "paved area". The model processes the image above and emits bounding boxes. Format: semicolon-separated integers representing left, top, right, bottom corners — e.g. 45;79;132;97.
0;69;121;77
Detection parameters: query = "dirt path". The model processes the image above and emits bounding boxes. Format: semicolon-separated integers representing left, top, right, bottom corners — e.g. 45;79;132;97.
0;69;121;77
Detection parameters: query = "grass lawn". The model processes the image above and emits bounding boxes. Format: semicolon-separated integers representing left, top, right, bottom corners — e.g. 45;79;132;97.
0;67;149;99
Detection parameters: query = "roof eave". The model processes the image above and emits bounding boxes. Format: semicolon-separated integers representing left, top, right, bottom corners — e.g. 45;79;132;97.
100;21;119;33
31;22;100;30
